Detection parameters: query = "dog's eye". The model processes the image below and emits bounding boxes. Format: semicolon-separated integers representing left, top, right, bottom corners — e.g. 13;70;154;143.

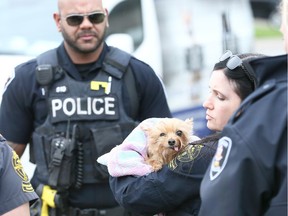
160;133;166;137
176;130;183;136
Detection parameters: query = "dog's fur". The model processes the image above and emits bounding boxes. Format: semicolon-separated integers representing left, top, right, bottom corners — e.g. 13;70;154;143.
143;118;193;171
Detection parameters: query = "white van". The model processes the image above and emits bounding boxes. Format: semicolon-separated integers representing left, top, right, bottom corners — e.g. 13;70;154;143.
0;0;254;176
104;0;254;136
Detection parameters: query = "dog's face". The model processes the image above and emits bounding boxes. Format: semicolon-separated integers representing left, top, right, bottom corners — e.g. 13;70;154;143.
144;118;193;166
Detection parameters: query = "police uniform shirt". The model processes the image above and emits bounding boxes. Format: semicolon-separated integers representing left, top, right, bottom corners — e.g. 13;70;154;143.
0;43;172;209
0;136;38;215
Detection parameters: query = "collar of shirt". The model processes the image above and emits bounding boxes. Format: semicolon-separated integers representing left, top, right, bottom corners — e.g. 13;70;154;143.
56;42;109;81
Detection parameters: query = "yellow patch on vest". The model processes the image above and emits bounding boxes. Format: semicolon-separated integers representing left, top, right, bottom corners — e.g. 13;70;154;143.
90;76;112;94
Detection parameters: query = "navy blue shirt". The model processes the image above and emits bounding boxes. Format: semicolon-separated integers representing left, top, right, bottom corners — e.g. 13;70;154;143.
0;43;172;209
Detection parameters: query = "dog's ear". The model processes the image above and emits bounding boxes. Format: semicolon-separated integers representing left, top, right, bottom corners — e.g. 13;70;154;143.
184;118;193;126
141;125;152;133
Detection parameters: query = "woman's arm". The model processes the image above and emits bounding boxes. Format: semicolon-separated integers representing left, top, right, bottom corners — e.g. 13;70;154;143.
110;143;216;215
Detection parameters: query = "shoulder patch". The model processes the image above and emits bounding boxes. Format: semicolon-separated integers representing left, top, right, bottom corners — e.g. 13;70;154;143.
209;136;232;181
12;150;34;192
168;144;203;172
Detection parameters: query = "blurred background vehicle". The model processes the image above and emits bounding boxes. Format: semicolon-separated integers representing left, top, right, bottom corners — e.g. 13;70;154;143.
249;0;281;26
93;0;255;137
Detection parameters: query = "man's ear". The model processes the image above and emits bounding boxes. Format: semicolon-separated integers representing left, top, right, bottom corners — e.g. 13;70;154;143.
105;8;109;27
53;13;62;32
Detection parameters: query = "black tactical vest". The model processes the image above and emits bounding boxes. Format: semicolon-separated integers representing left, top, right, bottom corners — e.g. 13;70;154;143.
31;47;138;190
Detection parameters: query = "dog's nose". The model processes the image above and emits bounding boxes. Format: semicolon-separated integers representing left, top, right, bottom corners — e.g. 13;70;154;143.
168;139;175;146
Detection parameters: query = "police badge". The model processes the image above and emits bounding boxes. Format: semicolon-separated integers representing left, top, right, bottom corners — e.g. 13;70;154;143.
209;136;232;180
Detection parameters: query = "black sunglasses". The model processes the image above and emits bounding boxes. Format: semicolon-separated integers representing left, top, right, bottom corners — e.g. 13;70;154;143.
65;11;106;26
219;50;256;89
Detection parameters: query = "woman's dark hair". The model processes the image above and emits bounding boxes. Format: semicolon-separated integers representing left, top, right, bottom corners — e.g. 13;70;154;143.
213;52;266;101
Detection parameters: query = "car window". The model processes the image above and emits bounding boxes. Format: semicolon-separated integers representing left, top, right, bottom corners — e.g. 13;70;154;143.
106;0;143;49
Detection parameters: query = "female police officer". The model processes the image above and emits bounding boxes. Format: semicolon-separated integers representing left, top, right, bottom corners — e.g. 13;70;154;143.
108;51;265;215
199;0;287;215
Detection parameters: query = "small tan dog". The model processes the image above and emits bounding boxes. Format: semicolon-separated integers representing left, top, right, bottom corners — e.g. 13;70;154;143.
143;118;193;171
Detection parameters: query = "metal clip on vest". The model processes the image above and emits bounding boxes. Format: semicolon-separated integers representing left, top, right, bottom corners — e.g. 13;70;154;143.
48;137;69;187
52;139;66;166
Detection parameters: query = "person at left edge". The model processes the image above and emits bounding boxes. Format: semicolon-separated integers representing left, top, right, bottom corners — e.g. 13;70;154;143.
0;0;172;215
0;135;38;216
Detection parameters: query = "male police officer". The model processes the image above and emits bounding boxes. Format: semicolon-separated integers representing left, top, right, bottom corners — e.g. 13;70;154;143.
0;0;172;215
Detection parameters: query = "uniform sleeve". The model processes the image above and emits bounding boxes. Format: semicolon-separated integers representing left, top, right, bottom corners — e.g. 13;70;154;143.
110;167;201;215
199;129;287;216
0;62;36;144
130;58;172;120
199;130;274;216
109;144;215;215
0;142;38;215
